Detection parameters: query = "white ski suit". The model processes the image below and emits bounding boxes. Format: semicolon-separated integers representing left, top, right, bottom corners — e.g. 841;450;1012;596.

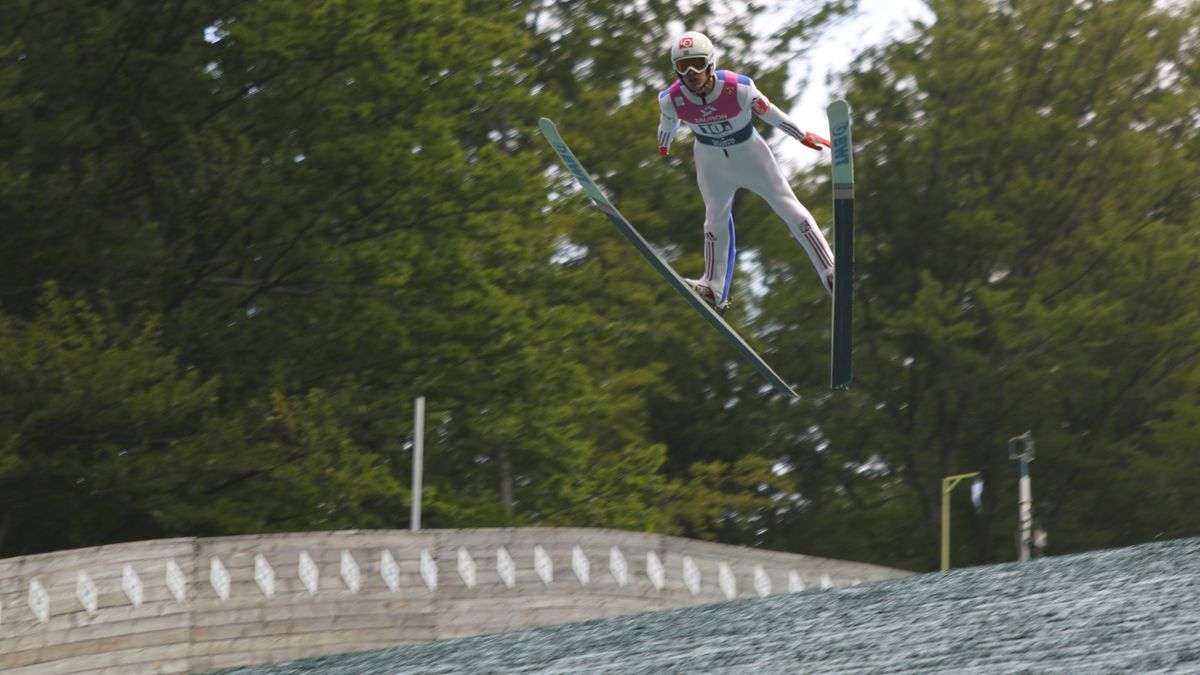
657;70;834;305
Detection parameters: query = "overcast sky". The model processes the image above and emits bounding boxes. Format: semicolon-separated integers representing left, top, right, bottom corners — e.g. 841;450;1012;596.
768;0;934;169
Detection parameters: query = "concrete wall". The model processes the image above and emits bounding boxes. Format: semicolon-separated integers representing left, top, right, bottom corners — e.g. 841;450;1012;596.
0;528;912;674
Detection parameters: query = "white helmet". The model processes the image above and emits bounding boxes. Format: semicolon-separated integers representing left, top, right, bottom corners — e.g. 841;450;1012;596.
670;31;717;75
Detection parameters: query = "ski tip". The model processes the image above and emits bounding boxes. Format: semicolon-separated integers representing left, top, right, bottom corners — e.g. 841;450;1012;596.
826;99;850;115
538;117;556;133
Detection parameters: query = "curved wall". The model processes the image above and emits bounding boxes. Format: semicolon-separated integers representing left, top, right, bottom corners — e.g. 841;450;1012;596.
0;528;911;674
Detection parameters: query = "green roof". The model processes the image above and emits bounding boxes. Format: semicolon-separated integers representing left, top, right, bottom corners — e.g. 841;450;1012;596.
215;537;1200;674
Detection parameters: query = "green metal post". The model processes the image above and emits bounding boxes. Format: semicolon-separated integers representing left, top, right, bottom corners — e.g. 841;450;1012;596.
941;472;981;571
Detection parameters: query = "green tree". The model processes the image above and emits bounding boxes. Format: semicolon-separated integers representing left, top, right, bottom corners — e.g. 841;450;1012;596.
0;0;864;556
0;286;220;551
13;0;1194;575
0;0;679;554
751;0;1200;569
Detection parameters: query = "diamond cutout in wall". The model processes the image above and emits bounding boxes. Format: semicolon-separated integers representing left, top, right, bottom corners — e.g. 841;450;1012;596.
299;551;319;595
76;570;98;616
497;547;515;589
380;550;400;593
718;562;736;600
419;548;438;592
571;546;590;586
754;565;771;597
789;570;805;593
683;556;701;596
166;559;187;604
123;563;144;607
255;554;275;598
534;545;553;586
609;546;628;587
210;557;231;601
341;550;361;593
28;578;49;624
646;551;665;591
457;547;477;589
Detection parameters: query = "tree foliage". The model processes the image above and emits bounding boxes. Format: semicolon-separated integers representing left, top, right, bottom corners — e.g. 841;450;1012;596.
754;0;1200;569
1;0;1197;573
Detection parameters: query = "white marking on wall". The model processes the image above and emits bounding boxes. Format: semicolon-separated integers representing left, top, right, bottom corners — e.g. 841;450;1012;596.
457;547;477;589
609;546;628;587
754;565;771;597
420;548;438;591
719;562;736;600
534;545;553;586
683;556;701;596
789;570;805;593
299;551;320;595
210;557;231;601
341;550;361;593
646;551;665;591
77;570;98;616
29;578;49;624
380;550;400;593
2;535;885;642
255;554;275;598
572;546;590;586
166;559;187;604
497;547;516;589
123;563;144;608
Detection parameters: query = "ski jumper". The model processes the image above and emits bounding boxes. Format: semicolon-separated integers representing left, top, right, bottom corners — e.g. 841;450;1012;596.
657;70;834;304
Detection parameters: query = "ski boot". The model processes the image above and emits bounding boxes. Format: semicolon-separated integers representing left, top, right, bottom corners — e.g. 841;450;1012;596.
684;278;730;314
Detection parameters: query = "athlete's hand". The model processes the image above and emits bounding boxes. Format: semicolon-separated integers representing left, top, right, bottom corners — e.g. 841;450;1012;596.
659;146;669;157
800;132;831;151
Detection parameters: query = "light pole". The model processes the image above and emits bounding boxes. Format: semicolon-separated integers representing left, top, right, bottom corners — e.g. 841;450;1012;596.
941;471;981;571
411;396;425;532
1008;431;1036;561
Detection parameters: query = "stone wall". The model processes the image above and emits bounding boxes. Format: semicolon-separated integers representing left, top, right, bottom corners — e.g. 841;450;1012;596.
0;528;912;674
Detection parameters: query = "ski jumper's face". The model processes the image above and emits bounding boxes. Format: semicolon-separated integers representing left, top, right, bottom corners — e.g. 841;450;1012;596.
674;53;713;94
680;65;712;94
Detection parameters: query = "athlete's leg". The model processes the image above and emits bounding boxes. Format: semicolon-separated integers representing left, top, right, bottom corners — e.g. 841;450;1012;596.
744;136;834;295
695;148;739;305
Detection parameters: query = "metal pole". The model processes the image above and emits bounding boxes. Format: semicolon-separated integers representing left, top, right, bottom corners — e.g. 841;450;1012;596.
941;484;951;572
1008;432;1035;562
941;472;981;571
1018;459;1032;562
411;396;425;532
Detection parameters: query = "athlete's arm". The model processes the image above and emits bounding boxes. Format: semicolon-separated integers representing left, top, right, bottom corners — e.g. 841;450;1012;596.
657;93;681;156
746;80;830;151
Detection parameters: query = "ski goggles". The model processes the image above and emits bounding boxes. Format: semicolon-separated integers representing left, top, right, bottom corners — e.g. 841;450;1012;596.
673;56;710;75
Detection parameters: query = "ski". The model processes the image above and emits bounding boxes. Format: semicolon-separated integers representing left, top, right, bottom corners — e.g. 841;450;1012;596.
538;117;799;399
827;100;854;389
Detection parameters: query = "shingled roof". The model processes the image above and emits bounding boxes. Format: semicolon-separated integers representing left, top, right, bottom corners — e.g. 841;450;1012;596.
216;537;1200;674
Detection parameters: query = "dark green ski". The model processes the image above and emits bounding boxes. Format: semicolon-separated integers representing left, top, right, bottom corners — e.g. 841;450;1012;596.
827;100;854;389
538;117;799;399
